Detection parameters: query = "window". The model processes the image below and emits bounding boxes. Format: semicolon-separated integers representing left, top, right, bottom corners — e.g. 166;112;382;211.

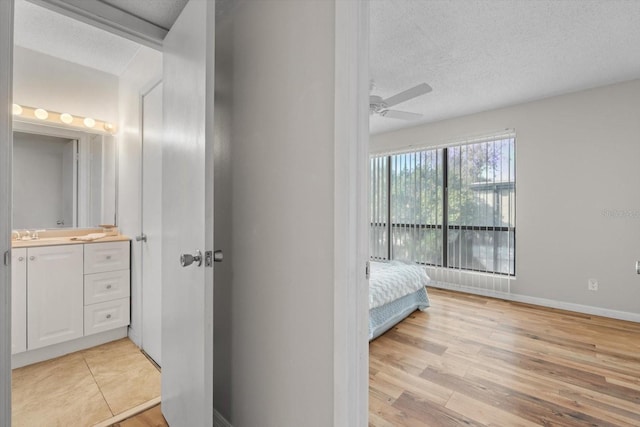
370;134;515;276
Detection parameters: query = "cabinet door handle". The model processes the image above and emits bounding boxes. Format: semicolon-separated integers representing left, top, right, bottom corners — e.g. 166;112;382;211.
106;284;112;289
106;314;112;319
29;256;35;261
18;256;24;262
106;255;112;260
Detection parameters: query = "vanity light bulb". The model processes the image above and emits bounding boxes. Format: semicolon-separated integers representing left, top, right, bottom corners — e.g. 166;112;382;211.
60;113;73;124
103;122;114;132
34;108;49;120
83;117;96;128
12;104;23;115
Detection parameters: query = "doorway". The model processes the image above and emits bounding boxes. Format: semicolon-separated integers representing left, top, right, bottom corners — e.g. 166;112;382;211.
1;1;370;425
7;0;164;424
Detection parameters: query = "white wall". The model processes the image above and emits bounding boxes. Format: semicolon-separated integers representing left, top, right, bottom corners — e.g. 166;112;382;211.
13;46;118;123
226;1;337;425
117;46;162;346
13;132;69;229
371;79;640;316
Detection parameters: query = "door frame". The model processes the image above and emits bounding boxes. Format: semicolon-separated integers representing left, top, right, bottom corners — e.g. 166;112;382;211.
139;80;163;364
0;1;13;425
333;0;370;425
0;0;371;424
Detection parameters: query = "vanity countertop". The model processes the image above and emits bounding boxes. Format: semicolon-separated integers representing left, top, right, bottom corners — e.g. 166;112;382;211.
12;234;130;248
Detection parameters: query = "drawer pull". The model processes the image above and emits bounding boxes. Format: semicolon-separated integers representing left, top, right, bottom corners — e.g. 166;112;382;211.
106;314;112;319
106;255;112;260
106;284;112;289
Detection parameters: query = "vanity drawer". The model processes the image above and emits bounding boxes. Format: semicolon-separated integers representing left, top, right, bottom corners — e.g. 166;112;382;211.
84;270;130;305
84;297;130;336
84;241;130;274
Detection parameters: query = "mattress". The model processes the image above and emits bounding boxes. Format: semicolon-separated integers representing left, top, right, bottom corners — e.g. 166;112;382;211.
369;260;430;309
369;287;429;340
369;260;431;340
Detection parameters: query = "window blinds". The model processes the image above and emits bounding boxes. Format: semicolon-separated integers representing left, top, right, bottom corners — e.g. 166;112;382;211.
369;131;516;292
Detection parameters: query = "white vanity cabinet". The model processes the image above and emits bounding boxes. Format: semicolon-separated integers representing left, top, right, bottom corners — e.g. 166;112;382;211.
84;241;130;274
11;238;131;367
84;241;131;335
27;244;84;350
11;248;27;354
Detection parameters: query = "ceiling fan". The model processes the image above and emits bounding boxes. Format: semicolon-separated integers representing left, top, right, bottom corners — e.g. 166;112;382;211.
369;82;432;120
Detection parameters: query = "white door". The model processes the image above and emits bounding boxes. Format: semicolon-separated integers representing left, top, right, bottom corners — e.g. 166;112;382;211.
161;0;215;425
141;82;163;366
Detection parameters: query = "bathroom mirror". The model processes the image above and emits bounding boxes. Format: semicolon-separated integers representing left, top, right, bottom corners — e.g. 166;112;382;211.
12;121;117;230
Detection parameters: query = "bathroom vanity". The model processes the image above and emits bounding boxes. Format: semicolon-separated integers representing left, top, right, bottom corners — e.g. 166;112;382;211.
11;230;130;368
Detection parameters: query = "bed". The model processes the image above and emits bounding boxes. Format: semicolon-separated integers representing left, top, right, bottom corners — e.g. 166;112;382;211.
369;260;430;340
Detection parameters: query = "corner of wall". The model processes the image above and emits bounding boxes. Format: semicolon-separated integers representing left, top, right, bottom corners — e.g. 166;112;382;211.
214;410;233;427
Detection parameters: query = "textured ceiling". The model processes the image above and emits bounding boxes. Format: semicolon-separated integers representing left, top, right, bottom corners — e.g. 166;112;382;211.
98;0;188;30
14;0;141;76
15;0;640;118
370;0;640;135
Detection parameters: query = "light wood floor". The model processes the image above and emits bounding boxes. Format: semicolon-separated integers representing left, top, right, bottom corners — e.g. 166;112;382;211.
89;289;640;426
369;287;640;426
12;338;161;427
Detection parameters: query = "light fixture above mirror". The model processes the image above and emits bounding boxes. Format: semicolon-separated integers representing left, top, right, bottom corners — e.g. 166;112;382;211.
12;103;116;134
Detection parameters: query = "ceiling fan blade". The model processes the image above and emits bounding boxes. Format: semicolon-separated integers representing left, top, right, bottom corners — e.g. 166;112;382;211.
381;110;423;120
383;83;432;108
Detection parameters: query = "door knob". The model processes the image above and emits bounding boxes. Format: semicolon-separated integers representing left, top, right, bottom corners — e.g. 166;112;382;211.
135;234;147;242
180;250;202;267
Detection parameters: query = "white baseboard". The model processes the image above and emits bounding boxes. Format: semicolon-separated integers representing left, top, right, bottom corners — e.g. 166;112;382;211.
214;410;232;427
428;282;640;323
11;327;128;369
127;325;141;347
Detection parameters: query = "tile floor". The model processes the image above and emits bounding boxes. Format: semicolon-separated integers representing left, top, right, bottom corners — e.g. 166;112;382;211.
113;404;168;427
12;338;161;427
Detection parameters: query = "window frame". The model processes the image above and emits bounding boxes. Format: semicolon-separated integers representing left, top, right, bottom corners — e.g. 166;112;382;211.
371;136;516;276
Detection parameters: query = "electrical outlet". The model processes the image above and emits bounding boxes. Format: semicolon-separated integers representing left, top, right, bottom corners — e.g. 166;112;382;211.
588;278;598;291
